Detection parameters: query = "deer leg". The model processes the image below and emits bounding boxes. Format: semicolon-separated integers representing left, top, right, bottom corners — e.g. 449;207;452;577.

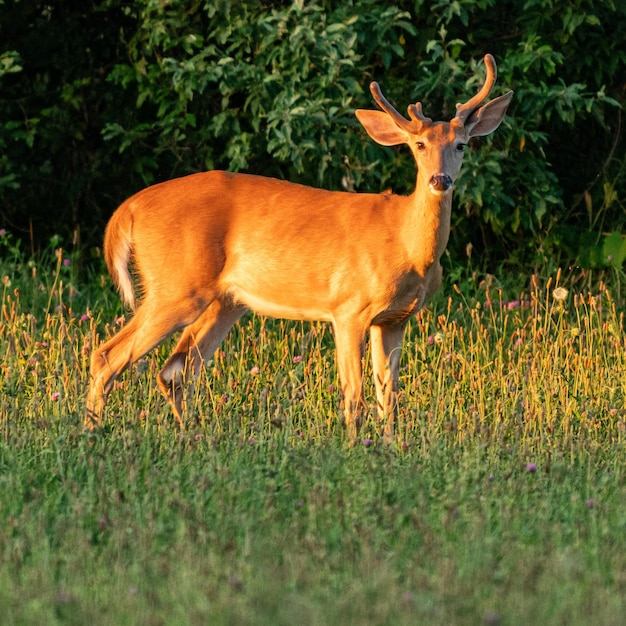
332;320;366;442
369;322;407;442
157;299;245;423
85;297;208;429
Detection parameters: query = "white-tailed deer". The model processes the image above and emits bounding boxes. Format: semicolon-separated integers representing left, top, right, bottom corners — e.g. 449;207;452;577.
86;54;512;441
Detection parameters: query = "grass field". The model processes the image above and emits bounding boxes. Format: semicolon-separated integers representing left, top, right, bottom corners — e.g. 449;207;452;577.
1;240;625;624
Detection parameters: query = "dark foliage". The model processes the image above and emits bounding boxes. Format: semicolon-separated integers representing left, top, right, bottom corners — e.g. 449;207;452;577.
1;0;624;271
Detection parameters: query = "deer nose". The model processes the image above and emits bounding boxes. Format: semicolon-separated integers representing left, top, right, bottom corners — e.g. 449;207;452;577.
429;174;453;192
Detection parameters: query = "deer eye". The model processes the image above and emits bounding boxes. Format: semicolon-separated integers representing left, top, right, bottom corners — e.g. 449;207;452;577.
456;143;466;152
416;141;426;151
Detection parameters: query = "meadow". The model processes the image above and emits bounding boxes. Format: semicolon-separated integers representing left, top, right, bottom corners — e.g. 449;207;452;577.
0;234;625;625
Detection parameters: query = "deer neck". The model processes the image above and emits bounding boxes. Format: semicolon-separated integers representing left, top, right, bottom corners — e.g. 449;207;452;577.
404;181;452;274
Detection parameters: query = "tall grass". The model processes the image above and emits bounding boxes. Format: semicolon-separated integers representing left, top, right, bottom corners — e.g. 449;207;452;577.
0;234;624;624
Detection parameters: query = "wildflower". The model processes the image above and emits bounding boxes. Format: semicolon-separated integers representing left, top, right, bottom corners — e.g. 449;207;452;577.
552;287;568;302
363;438;374;447
484;611;501;626
402;592;415;605
220;393;229;403
525;462;537;473
56;590;73;605
507;300;520;310
80;313;89;322
51;391;60;401
0;228;7;236
586;498;595;509
293;355;303;364
248;436;256;444
249;365;260;375
115;316;125;325
63;258;71;267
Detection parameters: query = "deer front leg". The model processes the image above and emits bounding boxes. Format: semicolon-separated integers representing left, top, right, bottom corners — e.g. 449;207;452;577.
369;322;407;442
332;320;366;443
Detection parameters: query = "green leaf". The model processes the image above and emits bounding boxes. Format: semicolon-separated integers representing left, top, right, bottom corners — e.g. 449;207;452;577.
602;232;626;268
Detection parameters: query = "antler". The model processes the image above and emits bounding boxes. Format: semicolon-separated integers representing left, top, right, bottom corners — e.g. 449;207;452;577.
453;54;497;124
370;82;431;133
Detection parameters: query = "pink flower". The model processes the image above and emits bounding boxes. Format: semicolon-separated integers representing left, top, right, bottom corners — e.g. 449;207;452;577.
249;366;260;375
293;355;303;364
363;438;374;447
63;258;71;267
80;313;89;322
51;392;60;401
525;462;537;473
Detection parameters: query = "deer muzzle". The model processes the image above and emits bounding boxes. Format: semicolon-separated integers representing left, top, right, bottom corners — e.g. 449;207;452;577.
429;174;454;193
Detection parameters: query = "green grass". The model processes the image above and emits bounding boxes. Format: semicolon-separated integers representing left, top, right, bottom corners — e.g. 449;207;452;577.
0;239;625;624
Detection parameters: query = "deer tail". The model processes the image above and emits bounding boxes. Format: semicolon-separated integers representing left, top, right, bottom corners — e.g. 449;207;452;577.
103;201;136;310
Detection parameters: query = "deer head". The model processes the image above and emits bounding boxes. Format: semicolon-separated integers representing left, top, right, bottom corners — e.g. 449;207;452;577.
355;54;513;195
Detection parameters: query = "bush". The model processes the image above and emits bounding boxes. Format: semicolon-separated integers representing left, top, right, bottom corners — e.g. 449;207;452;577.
0;0;624;274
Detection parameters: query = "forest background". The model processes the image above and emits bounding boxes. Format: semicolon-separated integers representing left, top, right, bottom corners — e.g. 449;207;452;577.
1;0;625;279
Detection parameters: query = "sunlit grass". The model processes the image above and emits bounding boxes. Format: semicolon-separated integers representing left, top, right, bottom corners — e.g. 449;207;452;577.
0;237;625;624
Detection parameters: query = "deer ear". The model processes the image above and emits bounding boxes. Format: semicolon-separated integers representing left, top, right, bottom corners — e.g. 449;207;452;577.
465;91;514;137
355;109;409;146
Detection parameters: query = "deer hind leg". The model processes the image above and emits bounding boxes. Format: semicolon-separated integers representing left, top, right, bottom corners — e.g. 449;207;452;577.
369;322;407;442
332;319;367;443
157;299;245;424
85;297;208;429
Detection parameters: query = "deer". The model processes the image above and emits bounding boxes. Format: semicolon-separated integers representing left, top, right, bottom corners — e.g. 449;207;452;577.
85;53;513;442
